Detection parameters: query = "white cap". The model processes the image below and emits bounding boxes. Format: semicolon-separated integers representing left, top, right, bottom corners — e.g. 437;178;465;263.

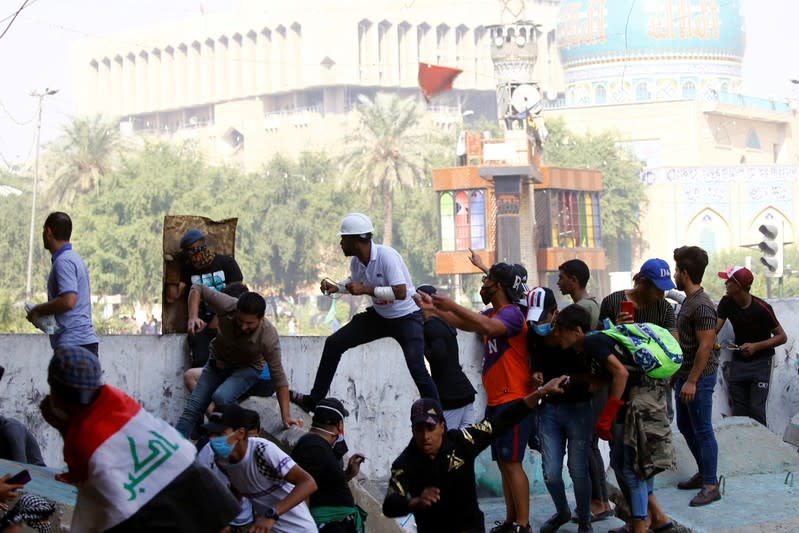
525;286;556;323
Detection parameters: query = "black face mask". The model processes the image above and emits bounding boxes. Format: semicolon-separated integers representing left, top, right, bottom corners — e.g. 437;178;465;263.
332;436;349;460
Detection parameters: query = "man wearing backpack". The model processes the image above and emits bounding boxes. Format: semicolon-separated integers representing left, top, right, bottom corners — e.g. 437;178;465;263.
554;305;675;533
672;246;720;507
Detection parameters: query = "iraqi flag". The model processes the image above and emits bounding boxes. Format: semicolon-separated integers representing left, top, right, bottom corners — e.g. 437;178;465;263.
63;385;199;532
418;63;463;101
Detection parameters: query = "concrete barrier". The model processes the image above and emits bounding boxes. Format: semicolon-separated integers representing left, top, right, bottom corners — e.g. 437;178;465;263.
1;298;797;487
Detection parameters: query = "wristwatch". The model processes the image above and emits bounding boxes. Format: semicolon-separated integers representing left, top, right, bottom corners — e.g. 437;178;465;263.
263;507;280;521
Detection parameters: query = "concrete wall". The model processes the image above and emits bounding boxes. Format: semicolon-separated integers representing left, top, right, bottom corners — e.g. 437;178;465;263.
1;299;798;483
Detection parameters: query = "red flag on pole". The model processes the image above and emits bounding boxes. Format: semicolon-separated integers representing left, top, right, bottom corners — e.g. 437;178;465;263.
418;63;463;102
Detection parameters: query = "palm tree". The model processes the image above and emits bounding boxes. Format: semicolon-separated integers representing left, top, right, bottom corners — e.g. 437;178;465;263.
339;93;429;246
44;115;120;206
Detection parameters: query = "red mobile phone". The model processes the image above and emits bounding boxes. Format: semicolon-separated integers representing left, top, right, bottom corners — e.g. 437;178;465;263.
620;301;635;317
6;470;31;485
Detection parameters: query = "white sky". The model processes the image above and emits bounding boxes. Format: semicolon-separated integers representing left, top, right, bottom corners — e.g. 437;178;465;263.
0;0;798;167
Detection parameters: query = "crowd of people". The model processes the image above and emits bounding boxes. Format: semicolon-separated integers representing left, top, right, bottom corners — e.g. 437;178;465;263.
6;211;787;533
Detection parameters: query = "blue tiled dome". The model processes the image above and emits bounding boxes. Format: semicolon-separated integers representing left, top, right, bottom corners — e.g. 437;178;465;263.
556;0;745;69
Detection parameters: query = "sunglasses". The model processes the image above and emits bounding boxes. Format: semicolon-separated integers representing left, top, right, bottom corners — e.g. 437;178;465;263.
185;244;207;256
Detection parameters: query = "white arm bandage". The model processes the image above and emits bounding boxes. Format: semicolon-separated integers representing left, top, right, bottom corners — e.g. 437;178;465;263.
335;278;352;294
373;286;396;301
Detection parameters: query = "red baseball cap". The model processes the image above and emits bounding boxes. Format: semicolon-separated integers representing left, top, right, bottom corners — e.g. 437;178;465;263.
718;266;753;289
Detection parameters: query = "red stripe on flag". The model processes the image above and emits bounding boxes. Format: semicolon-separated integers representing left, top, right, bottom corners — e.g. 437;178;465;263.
63;385;142;482
418;63;463;102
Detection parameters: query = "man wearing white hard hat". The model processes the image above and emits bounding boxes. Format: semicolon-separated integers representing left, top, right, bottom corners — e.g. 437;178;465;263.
291;213;439;412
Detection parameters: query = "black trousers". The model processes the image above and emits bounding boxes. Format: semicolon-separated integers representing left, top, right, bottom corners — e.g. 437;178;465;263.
728;357;772;426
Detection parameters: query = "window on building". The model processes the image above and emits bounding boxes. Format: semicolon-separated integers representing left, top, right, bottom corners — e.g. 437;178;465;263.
746;128;761;150
439;189;486;251
635;82;651;102
595;85;606;104
439;192;455;251
682;80;696;99
546;191;602;249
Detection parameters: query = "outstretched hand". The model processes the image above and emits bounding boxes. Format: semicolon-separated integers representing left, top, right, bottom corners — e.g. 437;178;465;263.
467;248;489;274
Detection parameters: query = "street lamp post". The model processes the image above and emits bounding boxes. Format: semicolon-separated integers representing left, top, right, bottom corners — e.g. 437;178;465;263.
24;88;58;301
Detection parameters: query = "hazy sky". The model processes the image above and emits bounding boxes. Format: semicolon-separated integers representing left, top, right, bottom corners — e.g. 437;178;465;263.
0;0;797;168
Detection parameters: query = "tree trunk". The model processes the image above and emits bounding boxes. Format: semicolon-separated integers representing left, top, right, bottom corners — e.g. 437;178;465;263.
383;184;393;246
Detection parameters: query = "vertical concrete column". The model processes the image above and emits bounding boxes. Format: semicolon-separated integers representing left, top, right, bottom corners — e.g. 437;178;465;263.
242;32;257;96
379;22;396;86
276;26;287;91
255;29;271;94
98;58;111;112
519;180;539;286
215;36;229;101
86;60;100;115
123;53;137;116
201;39;214;103
111;56;124;116
136;51;149;112
229;34;243;98
161;46;175;109
148;49;161;111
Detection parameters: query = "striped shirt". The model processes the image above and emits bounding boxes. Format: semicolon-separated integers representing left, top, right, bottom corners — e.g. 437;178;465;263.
675;288;718;379
599;291;676;331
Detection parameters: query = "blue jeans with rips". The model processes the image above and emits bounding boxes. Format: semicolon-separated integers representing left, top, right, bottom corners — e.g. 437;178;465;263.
609;421;654;520
175;360;260;438
539;400;593;525
675;372;719;485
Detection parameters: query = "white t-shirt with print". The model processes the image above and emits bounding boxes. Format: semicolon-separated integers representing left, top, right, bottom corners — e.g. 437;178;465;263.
348;243;418;319
216;437;316;532
197;443;253;526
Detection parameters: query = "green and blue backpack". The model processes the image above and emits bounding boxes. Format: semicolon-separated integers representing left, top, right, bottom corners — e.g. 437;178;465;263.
599;322;683;379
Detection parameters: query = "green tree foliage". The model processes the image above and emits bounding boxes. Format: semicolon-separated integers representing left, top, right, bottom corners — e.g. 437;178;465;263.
43;114;121;206
339;93;430;246
543;117;647;260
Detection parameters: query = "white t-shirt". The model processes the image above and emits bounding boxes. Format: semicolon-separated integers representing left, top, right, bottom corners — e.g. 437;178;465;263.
197;443;253;527
348;243;418;319
215;437;316;533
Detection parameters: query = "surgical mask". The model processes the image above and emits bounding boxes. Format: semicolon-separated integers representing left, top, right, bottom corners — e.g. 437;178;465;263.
209;435;236;459
332;435;349;460
532;322;553;336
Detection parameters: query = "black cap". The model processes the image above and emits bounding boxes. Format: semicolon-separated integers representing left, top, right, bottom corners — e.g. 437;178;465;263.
313;398;349;425
410;398;444;425
201;404;259;434
416;284;437;296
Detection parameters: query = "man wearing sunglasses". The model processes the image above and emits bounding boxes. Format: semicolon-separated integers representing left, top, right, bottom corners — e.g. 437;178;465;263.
166;228;244;369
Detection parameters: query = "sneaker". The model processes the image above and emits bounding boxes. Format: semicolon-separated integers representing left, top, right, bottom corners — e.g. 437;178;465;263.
677;472;703;490
689;486;721;507
540;512;571;533
511;523;532;533
288;390;316;413
489;521;513;533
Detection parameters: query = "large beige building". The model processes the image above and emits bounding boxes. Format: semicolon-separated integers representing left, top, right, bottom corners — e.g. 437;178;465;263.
70;0;564;170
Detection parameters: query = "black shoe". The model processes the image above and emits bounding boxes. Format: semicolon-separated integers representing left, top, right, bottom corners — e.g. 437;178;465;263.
677;472;703;490
540;512;571;533
288;390;316;413
489;521;513;533
511;523;532;533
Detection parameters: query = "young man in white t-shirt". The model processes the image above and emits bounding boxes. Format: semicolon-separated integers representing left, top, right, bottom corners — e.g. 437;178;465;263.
204;404;318;532
291;213;439;412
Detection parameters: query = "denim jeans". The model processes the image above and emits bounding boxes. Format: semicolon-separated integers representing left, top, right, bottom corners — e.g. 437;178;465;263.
539;401;593;524
675;372;719;485
609;422;654;520
309;308;439;402
175;360;260;438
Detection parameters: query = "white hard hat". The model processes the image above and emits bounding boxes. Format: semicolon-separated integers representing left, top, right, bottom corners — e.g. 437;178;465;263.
338;213;374;236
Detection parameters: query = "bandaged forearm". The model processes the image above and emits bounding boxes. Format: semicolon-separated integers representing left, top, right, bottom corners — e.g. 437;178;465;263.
335;278;351;294
373;286;396;301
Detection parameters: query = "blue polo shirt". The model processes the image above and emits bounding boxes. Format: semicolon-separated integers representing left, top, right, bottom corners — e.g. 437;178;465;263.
48;244;98;349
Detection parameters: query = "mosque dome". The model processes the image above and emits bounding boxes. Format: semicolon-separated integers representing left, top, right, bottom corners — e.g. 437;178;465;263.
555;0;746;105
